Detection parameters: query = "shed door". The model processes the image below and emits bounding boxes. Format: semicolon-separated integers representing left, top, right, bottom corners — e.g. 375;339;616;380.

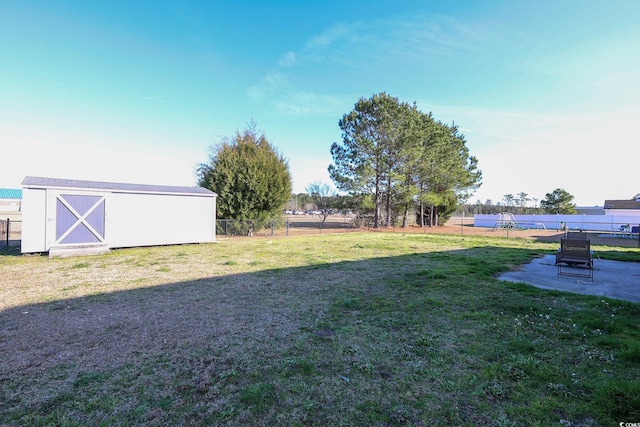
55;194;106;245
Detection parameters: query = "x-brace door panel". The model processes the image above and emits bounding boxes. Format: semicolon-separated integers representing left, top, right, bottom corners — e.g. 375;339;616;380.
55;194;106;245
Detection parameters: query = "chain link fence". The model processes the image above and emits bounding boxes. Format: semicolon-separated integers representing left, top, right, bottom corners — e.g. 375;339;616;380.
2;213;638;249
0;218;22;249
216;215;359;237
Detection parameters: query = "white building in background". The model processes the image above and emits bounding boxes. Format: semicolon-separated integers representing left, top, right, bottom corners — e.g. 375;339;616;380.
21;176;217;257
0;188;22;212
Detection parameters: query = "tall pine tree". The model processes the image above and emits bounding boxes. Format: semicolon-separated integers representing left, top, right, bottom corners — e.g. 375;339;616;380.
329;93;482;228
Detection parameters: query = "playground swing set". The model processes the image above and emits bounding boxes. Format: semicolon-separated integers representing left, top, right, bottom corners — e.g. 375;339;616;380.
492;213;528;230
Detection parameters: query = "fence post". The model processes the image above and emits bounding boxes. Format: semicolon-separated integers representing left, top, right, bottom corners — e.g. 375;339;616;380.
286;219;289;236
6;218;9;248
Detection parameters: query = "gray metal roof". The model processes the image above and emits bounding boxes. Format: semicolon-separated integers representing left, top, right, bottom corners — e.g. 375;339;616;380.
22;176;216;197
0;188;22;199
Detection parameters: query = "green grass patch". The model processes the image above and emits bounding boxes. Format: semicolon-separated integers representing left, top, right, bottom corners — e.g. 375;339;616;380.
238;382;276;413
71;262;91;269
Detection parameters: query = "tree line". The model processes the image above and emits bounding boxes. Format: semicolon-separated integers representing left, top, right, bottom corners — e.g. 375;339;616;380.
463;188;577;215
200;94;589;230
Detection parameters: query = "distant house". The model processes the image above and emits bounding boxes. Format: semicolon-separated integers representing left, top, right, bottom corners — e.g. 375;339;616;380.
0;188;22;212
603;197;640;217
21;176;217;257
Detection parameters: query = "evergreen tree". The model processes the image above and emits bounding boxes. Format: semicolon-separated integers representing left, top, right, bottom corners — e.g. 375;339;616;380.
415;121;481;226
197;122;292;231
540;188;577;214
329;92;420;228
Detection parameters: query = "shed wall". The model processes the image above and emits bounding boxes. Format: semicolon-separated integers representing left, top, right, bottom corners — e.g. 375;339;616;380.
107;192;216;248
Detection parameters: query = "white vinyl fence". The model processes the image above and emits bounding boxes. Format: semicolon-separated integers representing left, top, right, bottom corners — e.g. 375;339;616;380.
474;214;640;233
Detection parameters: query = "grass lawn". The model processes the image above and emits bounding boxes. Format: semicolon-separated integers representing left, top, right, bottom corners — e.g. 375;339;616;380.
1;232;639;426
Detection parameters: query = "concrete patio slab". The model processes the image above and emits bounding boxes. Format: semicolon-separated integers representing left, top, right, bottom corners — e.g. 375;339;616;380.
498;255;640;303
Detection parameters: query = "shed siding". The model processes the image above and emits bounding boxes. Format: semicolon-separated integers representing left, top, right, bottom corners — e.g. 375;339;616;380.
107;192;215;248
21;188;47;252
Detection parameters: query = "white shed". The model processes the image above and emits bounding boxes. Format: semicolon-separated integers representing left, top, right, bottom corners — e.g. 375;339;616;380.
21;176;216;256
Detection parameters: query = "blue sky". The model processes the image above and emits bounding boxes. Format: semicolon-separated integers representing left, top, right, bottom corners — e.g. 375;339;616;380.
2;0;639;206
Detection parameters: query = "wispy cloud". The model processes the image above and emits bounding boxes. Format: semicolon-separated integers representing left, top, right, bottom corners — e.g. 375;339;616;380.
299;15;501;67
273;92;348;116
380;15;499;61
246;71;286;100
304;22;355;51
248;14;500;115
247;72;348;116
277;51;297;67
